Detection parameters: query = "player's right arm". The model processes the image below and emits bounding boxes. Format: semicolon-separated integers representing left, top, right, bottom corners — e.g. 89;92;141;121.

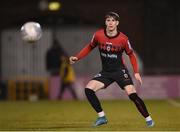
69;33;98;64
69;43;95;64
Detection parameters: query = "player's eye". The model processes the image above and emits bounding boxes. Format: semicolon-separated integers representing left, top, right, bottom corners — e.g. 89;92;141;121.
106;19;110;22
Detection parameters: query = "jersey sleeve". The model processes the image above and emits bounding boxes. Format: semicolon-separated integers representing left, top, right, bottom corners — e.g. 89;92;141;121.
75;33;98;60
124;39;139;73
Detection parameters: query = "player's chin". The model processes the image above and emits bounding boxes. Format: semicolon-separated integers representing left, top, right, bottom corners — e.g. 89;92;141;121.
107;27;115;32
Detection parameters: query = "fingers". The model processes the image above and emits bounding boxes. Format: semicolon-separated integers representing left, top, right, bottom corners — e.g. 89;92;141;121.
138;77;143;85
134;73;143;85
137;78;142;85
69;56;78;64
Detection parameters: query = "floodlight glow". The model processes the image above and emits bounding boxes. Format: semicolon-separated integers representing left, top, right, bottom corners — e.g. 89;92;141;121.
48;1;61;11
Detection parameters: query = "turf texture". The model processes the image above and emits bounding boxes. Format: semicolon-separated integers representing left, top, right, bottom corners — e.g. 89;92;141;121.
0;99;180;131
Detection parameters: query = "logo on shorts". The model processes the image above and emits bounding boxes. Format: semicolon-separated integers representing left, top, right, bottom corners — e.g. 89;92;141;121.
122;69;126;73
94;73;101;78
122;69;128;79
124;73;128;79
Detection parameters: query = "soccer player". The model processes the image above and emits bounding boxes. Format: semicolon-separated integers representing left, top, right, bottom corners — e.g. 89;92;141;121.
69;12;154;127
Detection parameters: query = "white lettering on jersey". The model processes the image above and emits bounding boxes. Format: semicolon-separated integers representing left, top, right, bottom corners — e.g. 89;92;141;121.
106;42;112;45
107;54;117;59
101;53;107;57
101;52;117;59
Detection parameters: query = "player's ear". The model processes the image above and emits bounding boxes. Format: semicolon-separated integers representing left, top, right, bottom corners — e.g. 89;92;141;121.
116;21;119;26
105;20;108;26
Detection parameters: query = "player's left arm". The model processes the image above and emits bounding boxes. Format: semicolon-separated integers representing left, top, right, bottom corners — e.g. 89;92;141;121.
128;52;142;85
125;40;142;85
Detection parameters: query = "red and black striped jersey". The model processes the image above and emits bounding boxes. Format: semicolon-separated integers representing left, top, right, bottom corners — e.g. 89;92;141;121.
76;29;138;73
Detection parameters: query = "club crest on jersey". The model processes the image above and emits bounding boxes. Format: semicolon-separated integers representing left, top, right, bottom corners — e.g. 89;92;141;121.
106;42;112;51
106;45;111;51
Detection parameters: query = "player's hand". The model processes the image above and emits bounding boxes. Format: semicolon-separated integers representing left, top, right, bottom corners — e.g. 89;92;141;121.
69;56;78;64
134;73;142;85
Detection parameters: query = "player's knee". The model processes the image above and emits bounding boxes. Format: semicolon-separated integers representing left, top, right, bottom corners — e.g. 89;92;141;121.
85;86;97;92
85;88;95;95
129;93;138;101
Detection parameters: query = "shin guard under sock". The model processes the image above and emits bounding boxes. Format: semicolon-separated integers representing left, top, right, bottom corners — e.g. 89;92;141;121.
129;93;149;118
85;88;103;113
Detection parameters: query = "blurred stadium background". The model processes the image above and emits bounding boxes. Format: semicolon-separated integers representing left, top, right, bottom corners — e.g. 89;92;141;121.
0;0;180;131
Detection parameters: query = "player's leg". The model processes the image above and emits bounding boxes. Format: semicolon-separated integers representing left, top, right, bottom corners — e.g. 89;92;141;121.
114;69;154;127
124;85;154;127
85;73;113;127
85;80;107;126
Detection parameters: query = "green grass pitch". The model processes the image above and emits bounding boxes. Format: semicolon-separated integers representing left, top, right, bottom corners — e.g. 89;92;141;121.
0;99;180;131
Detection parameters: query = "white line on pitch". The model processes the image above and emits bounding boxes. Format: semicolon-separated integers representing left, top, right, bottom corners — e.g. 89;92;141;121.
167;99;180;107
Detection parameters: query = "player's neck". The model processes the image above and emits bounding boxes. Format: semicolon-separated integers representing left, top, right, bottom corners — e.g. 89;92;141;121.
106;29;118;37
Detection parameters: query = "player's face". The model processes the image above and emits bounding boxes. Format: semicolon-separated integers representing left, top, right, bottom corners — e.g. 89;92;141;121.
105;17;119;31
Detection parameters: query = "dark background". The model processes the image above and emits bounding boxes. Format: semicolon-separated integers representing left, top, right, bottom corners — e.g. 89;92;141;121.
0;0;180;75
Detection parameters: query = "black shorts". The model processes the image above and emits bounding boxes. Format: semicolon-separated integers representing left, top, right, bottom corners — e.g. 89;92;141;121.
92;68;133;89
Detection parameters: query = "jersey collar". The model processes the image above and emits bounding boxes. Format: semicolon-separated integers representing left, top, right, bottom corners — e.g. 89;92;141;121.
104;29;120;39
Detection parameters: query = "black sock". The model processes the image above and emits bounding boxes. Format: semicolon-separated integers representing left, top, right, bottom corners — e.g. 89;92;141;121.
129;93;149;118
85;88;103;113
